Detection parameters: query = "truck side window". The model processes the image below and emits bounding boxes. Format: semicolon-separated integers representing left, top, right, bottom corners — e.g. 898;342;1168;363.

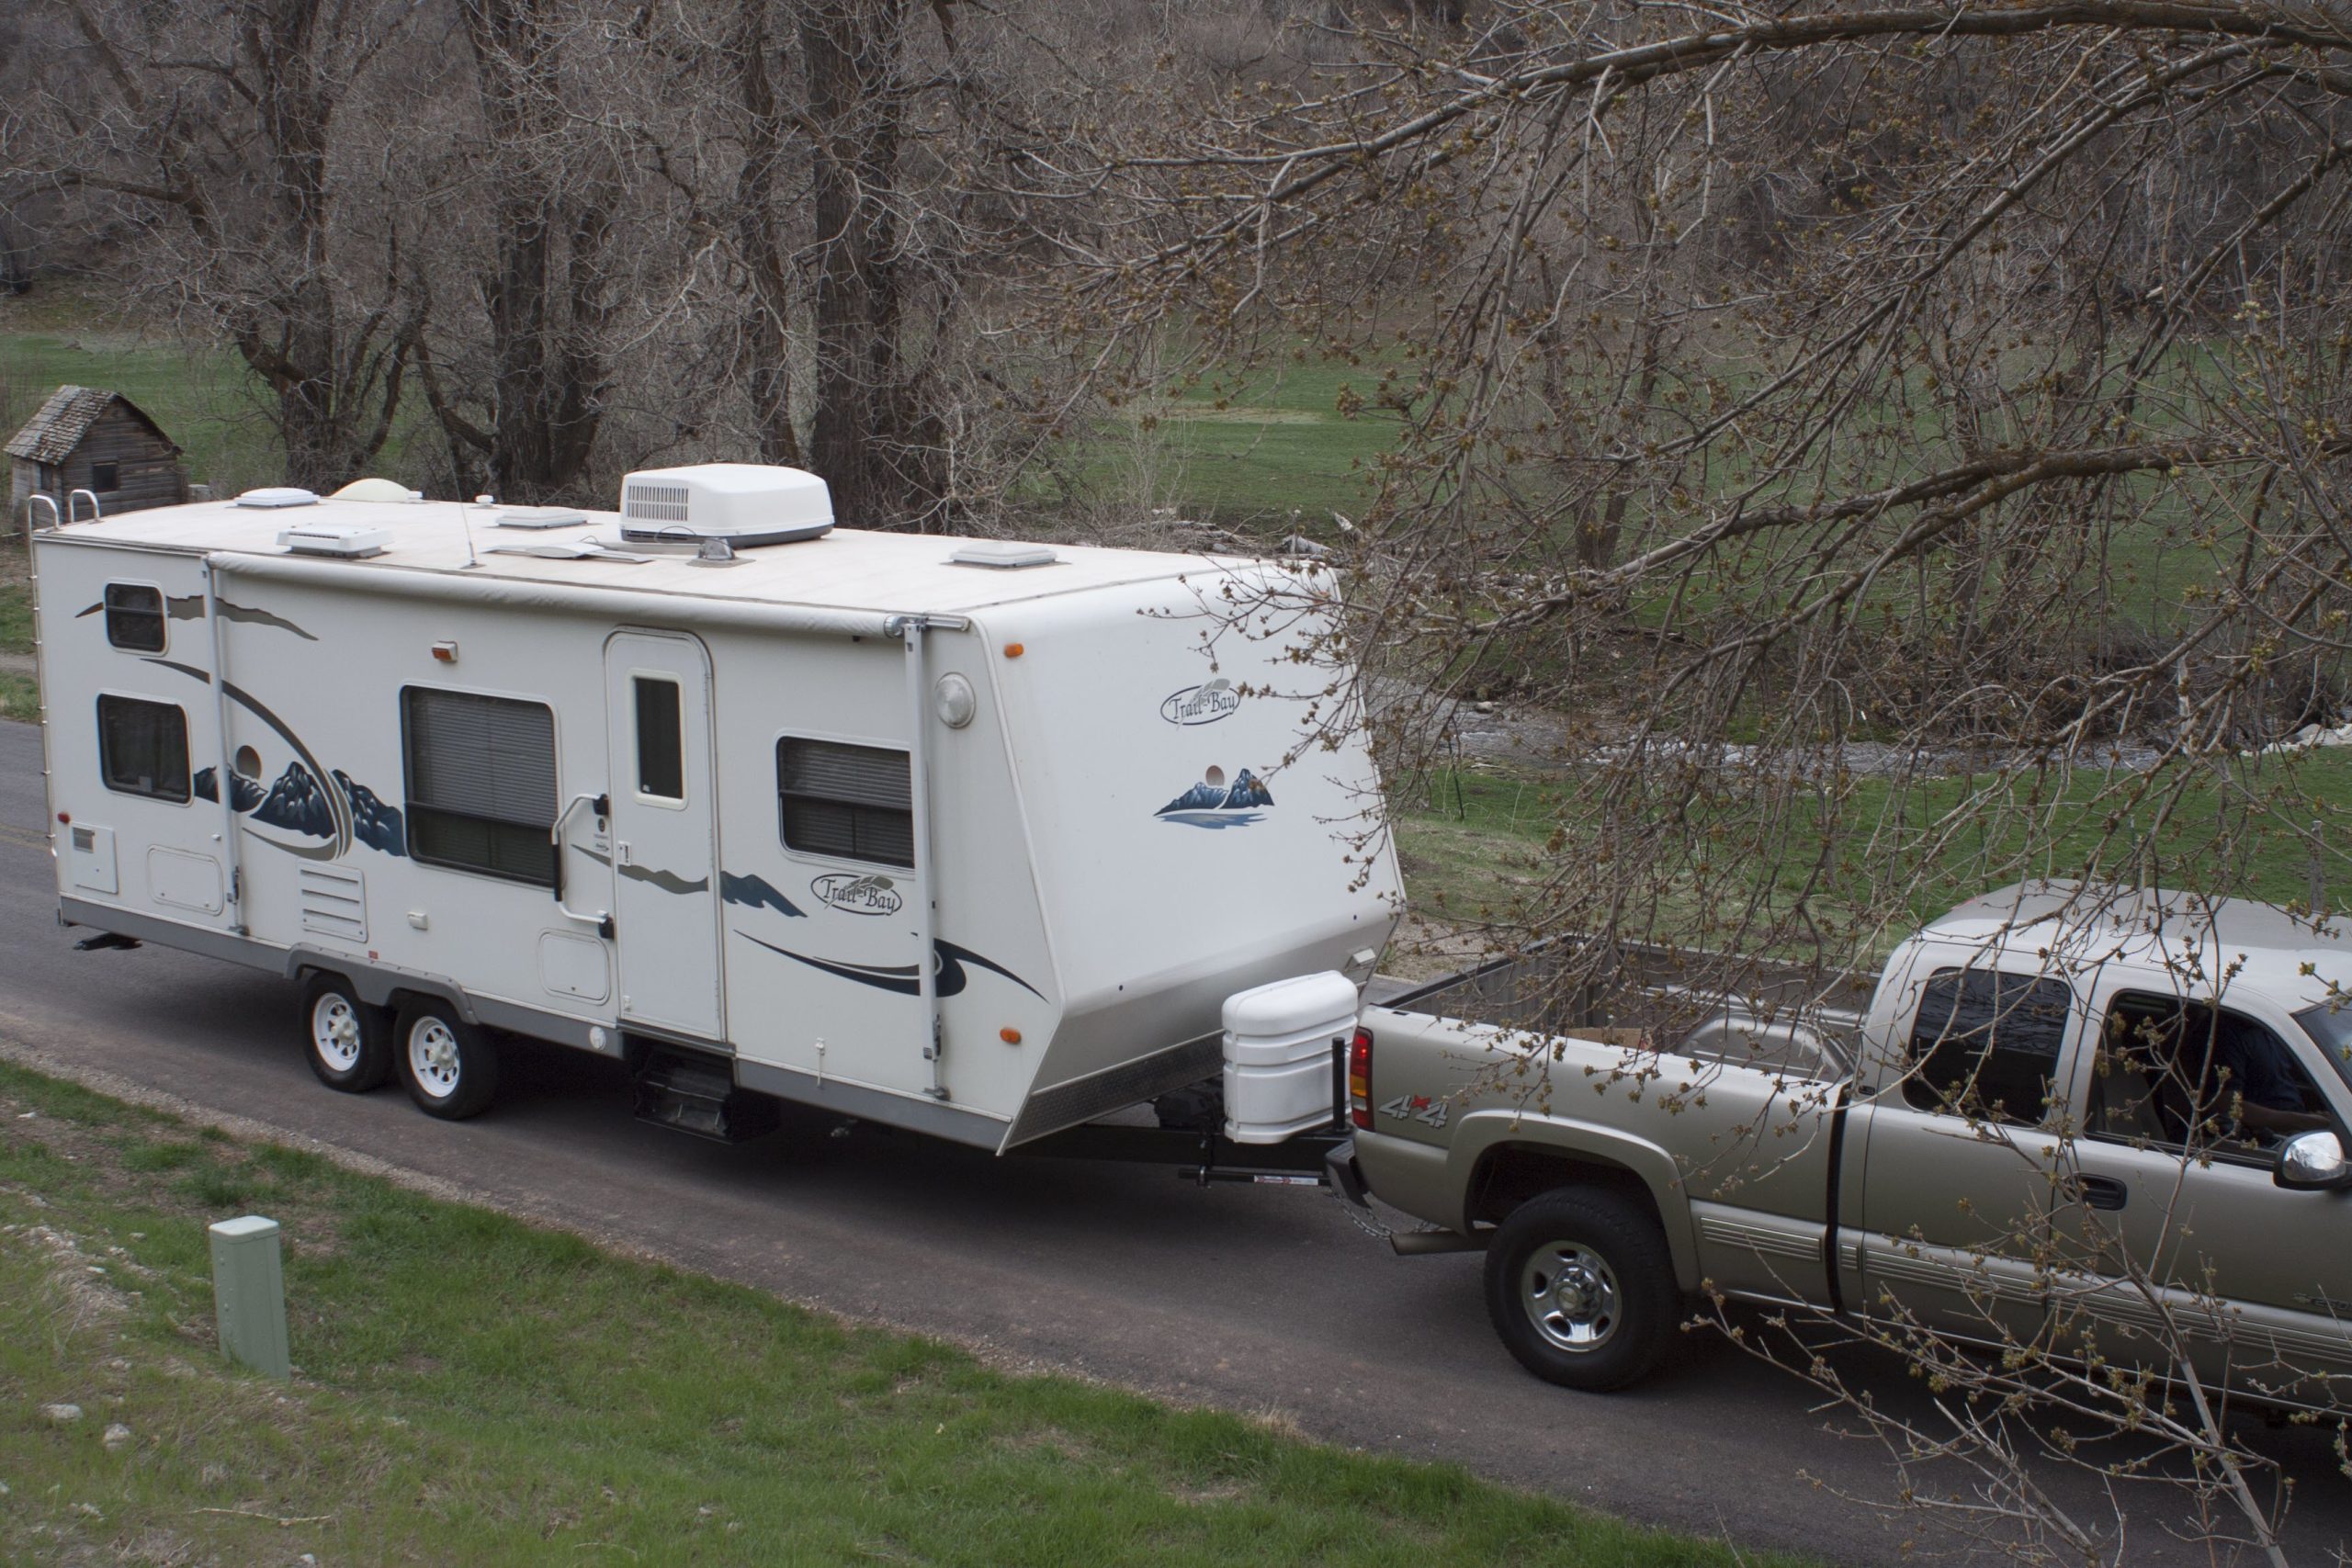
776;739;913;868
103;583;166;652
2089;994;2333;1156
401;687;560;886
1904;968;2072;1125
96;694;190;802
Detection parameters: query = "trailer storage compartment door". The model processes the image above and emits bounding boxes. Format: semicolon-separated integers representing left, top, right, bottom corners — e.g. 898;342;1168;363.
604;630;725;1041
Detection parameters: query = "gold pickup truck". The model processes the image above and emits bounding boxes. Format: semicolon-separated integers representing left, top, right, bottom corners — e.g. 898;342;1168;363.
1335;882;2352;1399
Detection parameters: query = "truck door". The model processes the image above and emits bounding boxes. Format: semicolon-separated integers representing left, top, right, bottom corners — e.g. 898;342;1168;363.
1850;963;2081;1346
603;630;724;1042
2059;988;2352;1401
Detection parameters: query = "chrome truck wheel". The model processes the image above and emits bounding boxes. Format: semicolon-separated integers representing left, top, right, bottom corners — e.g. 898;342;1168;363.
1486;1187;1679;1392
301;972;390;1092
1520;1241;1623;1352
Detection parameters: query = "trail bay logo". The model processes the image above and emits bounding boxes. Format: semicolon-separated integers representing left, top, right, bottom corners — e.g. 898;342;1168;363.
810;873;903;917
1160;679;1241;726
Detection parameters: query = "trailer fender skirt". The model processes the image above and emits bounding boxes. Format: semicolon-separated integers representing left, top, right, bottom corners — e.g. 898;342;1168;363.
1389;1228;1491;1258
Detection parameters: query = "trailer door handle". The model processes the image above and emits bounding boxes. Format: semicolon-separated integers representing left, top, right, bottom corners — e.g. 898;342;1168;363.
2074;1174;2128;1212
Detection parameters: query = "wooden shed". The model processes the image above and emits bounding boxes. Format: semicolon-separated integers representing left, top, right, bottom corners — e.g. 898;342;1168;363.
7;385;187;525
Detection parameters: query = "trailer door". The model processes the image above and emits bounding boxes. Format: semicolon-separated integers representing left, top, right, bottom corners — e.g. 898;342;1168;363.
604;630;725;1042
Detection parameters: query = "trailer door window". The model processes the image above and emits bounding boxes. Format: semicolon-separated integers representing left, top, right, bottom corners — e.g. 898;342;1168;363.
96;694;190;802
1904;967;2074;1126
633;676;684;803
776;739;913;868
401;687;560;886
103;584;166;652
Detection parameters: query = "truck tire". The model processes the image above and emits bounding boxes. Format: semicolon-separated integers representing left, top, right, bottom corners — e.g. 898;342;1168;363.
1484;1187;1678;1392
395;1000;499;1120
302;972;392;1092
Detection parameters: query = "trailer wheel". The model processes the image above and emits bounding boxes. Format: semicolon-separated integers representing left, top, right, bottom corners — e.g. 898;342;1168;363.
395;1000;498;1120
302;973;392;1092
1484;1187;1678;1393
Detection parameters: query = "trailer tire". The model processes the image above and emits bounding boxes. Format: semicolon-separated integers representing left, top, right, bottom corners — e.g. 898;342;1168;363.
1484;1187;1677;1393
394;1001;498;1120
301;973;392;1093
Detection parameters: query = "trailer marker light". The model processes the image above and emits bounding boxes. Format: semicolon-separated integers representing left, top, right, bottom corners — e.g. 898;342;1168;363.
57;812;69;825
1000;1027;1022;1044
1003;642;1024;659
431;641;458;663
1348;1027;1373;1130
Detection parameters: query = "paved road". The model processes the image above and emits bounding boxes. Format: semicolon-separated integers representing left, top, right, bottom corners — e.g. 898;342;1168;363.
3;719;2346;1565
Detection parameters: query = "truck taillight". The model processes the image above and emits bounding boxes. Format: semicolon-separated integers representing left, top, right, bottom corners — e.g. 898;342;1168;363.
1348;1027;1373;1130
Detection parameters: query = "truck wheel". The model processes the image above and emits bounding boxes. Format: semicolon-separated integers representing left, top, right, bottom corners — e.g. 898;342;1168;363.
1485;1187;1678;1392
395;1000;498;1120
302;972;391;1092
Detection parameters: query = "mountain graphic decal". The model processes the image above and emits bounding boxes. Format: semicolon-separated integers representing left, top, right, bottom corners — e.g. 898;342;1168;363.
1155;767;1272;828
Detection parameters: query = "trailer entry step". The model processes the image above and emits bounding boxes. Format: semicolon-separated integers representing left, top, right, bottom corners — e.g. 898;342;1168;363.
632;1048;780;1144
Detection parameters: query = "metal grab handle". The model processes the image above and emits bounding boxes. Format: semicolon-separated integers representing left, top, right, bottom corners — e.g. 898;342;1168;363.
551;790;613;937
67;488;101;524
24;494;60;533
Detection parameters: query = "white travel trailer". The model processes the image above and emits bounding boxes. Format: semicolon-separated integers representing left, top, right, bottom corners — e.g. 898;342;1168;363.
29;465;1400;1155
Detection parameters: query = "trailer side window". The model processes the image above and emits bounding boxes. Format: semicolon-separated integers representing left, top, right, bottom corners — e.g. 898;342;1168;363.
776;739;913;868
96;694;190;802
633;676;684;803
401;688;560;886
1903;968;2073;1126
103;584;166;652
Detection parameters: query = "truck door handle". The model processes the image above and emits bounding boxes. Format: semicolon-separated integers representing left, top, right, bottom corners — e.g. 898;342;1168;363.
2075;1174;2128;1212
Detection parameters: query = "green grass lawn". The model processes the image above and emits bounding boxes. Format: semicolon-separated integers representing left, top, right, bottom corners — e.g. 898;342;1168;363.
0;1061;1797;1567
1396;749;2352;958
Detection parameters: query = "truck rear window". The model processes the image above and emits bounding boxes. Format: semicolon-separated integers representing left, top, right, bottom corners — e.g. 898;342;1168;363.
1904;968;2073;1126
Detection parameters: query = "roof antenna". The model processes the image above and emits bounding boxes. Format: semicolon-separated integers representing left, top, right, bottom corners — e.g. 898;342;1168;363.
458;493;491;570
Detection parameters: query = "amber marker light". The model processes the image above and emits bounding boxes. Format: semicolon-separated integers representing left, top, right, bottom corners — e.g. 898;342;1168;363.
1000;1027;1023;1043
1003;642;1024;659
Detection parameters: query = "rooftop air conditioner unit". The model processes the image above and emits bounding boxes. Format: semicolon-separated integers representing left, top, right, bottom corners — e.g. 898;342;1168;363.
618;464;834;547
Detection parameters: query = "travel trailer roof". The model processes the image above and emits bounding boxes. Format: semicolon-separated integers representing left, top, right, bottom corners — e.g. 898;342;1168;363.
48;491;1267;619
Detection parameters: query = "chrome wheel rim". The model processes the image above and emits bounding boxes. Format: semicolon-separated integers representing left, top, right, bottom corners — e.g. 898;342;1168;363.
1521;1240;1622;1353
409;1018;461;1099
311;994;363;1074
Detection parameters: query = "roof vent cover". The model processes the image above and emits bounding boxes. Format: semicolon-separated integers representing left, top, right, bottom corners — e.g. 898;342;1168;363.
278;522;390;558
618;464;833;547
947;540;1058;570
237;487;321;509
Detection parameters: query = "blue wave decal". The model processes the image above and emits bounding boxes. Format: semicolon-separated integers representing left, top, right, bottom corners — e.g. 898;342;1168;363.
721;871;806;919
937;939;1046;1000
737;931;1040;1000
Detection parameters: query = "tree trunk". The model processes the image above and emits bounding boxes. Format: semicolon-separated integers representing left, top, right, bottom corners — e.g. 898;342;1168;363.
797;0;938;528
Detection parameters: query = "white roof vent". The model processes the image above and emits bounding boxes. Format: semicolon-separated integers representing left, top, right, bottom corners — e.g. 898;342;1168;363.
617;464;833;547
278;522;390;558
947;540;1058;570
495;507;589;530
237;487;321;509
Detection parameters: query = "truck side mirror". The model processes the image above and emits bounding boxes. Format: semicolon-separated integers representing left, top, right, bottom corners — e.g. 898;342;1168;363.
2276;1130;2352;1191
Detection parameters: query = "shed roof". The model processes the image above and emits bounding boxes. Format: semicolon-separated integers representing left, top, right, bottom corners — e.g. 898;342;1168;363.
5;385;179;465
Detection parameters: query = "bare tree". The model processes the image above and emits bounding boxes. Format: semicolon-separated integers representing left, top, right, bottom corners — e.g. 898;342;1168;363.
8;0;435;489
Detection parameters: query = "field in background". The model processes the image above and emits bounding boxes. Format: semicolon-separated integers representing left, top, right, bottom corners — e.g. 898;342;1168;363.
0;1060;1792;1568
1396;750;2352;958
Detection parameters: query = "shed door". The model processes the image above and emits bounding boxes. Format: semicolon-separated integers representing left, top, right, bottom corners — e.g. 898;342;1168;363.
605;631;724;1041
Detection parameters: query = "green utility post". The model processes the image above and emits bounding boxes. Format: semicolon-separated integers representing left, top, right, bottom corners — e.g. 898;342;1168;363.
209;1214;289;1379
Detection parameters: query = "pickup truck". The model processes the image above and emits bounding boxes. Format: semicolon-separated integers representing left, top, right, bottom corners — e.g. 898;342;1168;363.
1334;881;2352;1398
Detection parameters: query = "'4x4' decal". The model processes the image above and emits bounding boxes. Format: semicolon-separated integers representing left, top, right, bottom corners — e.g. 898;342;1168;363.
1380;1093;1449;1130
